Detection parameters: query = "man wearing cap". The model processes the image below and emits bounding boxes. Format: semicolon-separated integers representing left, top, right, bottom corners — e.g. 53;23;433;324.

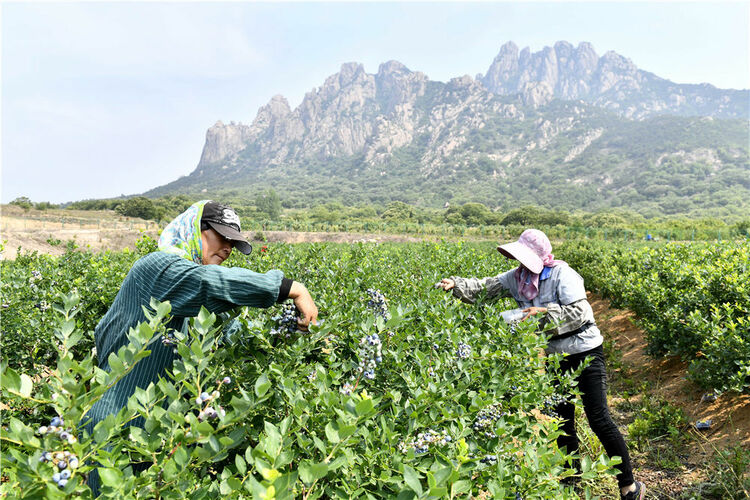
84;200;317;496
436;229;645;500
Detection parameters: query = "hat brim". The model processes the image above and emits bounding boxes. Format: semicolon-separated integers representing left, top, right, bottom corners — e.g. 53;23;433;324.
206;221;253;255
497;241;543;274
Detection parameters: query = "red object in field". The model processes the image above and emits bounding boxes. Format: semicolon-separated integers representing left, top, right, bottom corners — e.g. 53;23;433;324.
261;246;268;253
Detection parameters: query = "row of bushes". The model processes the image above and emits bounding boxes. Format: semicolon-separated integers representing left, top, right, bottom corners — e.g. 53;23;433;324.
559;240;750;392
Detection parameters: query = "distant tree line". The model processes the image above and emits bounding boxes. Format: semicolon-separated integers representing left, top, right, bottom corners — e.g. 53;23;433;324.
8;193;750;237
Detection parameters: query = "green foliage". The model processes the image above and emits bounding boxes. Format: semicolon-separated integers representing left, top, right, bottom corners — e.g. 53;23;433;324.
381;201;415;222
0;247;137;370
500;206;570;227
10;197;33;210
698;446;750;499
444;203;501;227
0;242;626;498
559;240;750;392
256;189;282;220
626;395;687;448
115;197;157;220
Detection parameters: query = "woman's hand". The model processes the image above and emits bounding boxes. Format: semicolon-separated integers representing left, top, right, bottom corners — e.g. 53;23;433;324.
288;281;318;331
435;278;455;291
521;306;547;321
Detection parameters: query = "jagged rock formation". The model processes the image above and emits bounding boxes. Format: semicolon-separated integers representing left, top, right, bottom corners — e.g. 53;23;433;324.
147;41;749;216
481;41;748;119
198;121;252;165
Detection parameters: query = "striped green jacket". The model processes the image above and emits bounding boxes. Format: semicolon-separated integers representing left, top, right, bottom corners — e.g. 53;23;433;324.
84;251;283;494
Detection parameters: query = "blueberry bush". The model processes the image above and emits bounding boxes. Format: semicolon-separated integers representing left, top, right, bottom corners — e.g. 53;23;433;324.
558;240;750;392
1;240;625;498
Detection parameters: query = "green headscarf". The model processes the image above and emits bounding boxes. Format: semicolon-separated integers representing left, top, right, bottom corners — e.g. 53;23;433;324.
157;200;211;264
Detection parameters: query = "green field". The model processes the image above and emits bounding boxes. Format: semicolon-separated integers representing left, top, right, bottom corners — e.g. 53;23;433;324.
1;238;748;498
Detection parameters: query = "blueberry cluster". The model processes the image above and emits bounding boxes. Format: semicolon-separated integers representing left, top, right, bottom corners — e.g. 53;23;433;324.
456;342;472;360
271;303;299;337
37;416;78;445
508;321;519;336
366;289;389;320
339;382;354;395
541;394;567;418
194;378;231;422
41;451;78;488
357;333;383;380
398;429;452;455
38;417;79;489
472;402;507;438
479;454;498;465
161;330;178;348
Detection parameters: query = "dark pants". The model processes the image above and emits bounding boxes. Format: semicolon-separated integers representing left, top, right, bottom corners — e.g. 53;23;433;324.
554;345;634;488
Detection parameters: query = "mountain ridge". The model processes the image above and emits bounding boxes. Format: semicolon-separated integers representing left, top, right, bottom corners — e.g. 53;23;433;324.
146;41;749;218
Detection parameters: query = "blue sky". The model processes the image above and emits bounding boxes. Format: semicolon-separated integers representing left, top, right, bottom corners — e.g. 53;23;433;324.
2;1;749;204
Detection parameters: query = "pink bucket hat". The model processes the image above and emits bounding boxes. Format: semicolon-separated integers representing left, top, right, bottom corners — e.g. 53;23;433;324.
497;229;554;274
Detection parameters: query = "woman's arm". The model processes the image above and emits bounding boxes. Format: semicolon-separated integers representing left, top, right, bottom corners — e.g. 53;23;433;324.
439;273;512;304
532;265;592;333
542;300;594;334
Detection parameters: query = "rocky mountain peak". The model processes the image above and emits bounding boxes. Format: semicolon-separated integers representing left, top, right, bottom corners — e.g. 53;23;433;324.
198;120;252;165
189;40;747;172
377;60;411;77
480;40;747;118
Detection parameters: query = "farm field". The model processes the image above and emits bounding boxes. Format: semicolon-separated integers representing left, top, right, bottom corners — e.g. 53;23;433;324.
1;237;749;498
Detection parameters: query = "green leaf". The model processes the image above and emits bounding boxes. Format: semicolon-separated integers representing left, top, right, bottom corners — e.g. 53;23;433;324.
324;422;340;443
9;417;34;443
255;373;271;397
451;480;471;495
19;374;33;398
107;352;125;374
2;367;20;392
227;477;242;491
355;398;374;417
64;329;84;349
428;487;448;497
262;421;282;458
235;454;247;475
298;461;328;485
219;479;232;495
173;446;188;468
98;467;122;487
402;465;422;496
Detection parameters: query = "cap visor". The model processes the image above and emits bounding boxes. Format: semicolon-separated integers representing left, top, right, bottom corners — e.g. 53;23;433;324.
497;241;543;273
206;221;253;255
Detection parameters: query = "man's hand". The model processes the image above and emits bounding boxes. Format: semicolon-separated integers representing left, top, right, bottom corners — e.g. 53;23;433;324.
288;281;318;331
521;306;547;322
435;278;455;291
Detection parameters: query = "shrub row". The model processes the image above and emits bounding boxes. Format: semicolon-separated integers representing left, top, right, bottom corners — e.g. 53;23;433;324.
558;240;750;392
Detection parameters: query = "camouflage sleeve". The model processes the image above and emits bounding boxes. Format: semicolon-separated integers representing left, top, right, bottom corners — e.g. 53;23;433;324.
450;275;511;304
542;300;594;335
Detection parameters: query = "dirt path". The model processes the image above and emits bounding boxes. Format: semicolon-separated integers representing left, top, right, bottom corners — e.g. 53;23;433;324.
588;291;749;498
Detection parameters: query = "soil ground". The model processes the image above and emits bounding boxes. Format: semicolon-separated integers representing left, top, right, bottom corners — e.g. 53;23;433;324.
1;206;445;260
589;292;749;499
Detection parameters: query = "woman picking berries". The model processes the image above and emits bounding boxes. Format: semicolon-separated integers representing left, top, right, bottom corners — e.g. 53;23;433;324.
84;200;317;496
436;229;645;500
